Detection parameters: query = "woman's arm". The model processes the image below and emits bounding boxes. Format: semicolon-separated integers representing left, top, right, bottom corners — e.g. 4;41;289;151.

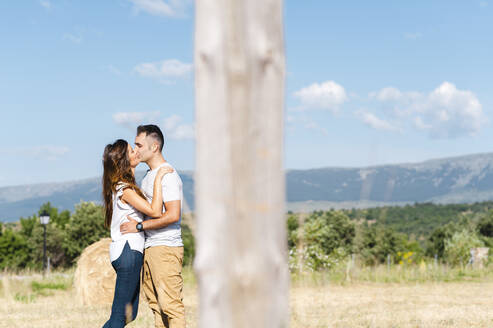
120;167;173;218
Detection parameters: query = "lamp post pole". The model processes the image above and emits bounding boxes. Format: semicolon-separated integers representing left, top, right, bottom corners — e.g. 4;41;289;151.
40;210;50;273
43;224;46;270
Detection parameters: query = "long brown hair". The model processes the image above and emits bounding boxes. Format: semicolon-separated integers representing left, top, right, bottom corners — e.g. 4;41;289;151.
102;139;146;228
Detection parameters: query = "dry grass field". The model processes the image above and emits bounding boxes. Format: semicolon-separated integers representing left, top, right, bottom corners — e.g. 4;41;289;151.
2;267;493;327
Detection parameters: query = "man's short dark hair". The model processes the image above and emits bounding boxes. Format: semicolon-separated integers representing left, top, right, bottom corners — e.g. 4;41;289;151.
137;124;164;152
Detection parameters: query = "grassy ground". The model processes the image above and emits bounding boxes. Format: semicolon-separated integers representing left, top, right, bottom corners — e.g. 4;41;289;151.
2;266;493;327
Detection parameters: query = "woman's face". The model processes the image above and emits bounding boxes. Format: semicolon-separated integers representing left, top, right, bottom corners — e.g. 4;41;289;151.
127;144;140;168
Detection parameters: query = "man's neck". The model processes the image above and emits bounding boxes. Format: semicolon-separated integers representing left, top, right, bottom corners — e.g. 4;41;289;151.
146;154;167;170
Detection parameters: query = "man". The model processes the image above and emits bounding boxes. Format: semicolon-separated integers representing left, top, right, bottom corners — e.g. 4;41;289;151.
120;124;185;328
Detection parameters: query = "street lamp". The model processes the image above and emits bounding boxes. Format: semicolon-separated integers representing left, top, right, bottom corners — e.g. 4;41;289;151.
40;210;50;272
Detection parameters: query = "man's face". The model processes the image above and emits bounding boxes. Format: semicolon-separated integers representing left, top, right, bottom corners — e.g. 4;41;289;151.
134;133;153;163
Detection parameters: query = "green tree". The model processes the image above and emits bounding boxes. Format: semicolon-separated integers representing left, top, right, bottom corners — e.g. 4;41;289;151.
286;214;299;249
19;215;37;238
0;228;31;270
27;223;68;269
304;211;355;255
356;225;410;265
8;203;72;270
426;224;456;258
444;230;484;266
302;211;355;270
62;202;109;265
477;211;493;238
181;223;195;266
38;202;70;229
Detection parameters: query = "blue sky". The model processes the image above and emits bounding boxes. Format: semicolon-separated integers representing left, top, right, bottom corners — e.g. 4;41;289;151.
0;0;492;187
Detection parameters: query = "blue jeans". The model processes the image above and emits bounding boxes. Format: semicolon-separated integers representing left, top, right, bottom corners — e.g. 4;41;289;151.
103;241;143;328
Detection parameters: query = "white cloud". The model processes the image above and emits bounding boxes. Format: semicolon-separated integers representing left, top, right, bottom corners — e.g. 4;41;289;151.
373;87;403;102
134;59;192;82
163;114;195;140
113;111;161;129
413;116;432;130
106;65;123;76
369;87;422;118
303;120;328;136
371;87;422;104
39;0;51;9
294;81;348;112
3;146;70;161
113;111;194;140
32;146;70;160
129;0;190;18
63;33;82;44
426;82;485;138
285;115;328;136
369;82;486;138
355;110;400;132
163;114;182;130
404;32;422;40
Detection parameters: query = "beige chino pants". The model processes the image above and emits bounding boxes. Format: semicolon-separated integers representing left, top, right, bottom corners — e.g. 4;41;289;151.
142;245;185;328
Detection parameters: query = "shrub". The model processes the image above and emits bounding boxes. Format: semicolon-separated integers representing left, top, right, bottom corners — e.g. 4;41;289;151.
477;211;493;238
62;202;109;265
27;223;68;269
181;223;195;266
0;228;31;270
300;211;354;270
356;225;410;265
444;230;484;266
287;214;299;249
304;211;355;255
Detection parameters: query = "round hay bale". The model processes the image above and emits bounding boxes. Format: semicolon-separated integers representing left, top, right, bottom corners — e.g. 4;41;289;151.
74;238;115;305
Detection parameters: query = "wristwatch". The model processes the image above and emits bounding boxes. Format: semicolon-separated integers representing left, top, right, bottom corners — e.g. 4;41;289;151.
136;222;144;232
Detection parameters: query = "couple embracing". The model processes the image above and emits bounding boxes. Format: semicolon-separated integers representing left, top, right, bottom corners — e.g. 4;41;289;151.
101;124;185;328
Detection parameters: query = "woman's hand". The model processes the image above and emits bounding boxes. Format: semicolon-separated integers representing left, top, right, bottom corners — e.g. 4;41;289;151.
120;216;139;234
120;167;173;219
156;166;174;180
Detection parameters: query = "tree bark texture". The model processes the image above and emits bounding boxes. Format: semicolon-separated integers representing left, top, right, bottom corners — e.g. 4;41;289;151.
194;0;288;327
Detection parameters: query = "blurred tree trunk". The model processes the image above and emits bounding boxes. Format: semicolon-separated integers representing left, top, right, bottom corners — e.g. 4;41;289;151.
194;0;288;327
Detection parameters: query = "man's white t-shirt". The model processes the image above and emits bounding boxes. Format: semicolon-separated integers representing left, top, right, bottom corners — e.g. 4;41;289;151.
141;162;183;248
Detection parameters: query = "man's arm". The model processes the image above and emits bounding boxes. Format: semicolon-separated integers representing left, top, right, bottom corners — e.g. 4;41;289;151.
143;200;181;230
120;200;181;234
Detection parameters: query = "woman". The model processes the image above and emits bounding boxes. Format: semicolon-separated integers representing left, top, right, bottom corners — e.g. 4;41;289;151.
101;139;172;328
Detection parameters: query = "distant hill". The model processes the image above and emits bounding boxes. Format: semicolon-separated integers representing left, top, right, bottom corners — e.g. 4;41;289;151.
2;152;493;222
0;171;195;222
286;152;493;211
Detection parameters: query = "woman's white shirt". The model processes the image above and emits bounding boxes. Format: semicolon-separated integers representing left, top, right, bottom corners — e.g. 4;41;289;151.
109;183;145;262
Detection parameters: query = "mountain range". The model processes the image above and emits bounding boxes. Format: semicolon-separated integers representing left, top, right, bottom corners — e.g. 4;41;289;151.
2;152;493;222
